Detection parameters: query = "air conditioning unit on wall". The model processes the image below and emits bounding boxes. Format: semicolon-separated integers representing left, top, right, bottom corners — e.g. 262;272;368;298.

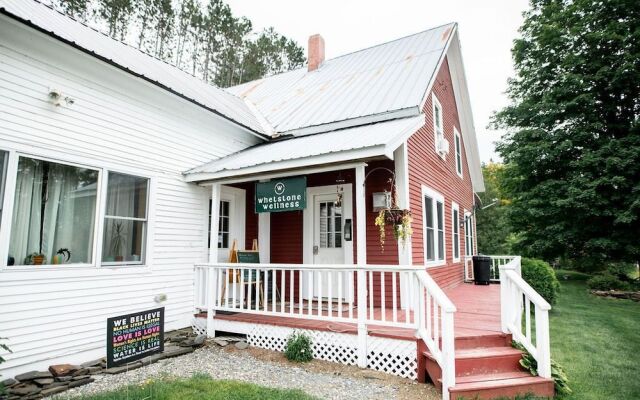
437;137;450;155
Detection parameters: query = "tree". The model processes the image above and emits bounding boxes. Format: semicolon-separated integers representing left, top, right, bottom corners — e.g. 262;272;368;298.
54;0;91;21
475;163;516;255
241;27;306;85
98;0;134;40
493;0;640;267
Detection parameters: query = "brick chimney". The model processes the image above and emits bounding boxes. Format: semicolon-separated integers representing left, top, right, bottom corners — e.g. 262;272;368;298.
308;34;325;72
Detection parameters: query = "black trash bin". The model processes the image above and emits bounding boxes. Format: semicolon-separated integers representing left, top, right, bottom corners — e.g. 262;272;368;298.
472;255;491;285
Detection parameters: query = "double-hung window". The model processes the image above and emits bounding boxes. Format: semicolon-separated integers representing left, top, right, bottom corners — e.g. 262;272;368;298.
102;172;149;265
8;156;99;266
423;186;445;266
432;94;444;155
454;128;463;177
464;211;474;256
452;202;460;262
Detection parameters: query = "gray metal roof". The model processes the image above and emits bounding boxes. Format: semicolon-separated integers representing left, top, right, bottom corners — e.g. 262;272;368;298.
0;0;266;135
185;115;425;181
227;23;455;135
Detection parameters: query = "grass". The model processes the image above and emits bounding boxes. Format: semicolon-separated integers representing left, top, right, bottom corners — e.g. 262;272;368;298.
549;276;640;399
62;374;318;400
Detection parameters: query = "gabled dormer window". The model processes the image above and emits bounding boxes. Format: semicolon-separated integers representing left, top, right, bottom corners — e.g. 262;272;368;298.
432;94;446;158
454;128;463;177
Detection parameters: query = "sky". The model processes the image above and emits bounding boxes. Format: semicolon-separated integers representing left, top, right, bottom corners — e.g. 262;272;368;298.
225;0;531;163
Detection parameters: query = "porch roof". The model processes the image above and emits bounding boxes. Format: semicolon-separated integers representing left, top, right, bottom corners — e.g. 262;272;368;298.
184;115;425;182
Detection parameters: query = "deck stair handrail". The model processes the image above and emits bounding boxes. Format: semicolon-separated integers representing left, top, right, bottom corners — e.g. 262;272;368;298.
414;269;457;400
499;256;552;378
194;262;457;400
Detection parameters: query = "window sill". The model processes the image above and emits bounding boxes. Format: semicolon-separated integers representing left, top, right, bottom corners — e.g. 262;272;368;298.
426;260;446;268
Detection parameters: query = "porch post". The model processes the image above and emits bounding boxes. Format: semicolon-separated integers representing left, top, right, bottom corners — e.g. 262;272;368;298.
206;183;221;338
355;165;367;368
258;213;271;263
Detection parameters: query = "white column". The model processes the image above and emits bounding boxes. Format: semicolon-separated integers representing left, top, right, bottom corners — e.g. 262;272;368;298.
258;213;270;263
394;143;413;310
355;165;367;368
206;183;221;337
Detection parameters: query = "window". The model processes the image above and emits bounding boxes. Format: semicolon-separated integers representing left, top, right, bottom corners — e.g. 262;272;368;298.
208;200;231;249
432;95;444;154
102;172;148;265
319;201;342;248
454;128;463;177
423;186;445;265
464;211;474;256
0;151;7;227
452;203;460;262
9;157;98;266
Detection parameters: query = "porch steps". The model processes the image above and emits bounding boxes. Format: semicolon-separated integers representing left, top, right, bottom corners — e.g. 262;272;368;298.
421;333;554;399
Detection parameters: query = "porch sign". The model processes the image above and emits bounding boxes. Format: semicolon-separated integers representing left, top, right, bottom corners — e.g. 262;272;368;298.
255;177;306;213
107;307;164;368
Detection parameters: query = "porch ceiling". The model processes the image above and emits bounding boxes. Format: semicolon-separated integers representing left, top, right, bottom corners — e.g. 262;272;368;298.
185;115;425;183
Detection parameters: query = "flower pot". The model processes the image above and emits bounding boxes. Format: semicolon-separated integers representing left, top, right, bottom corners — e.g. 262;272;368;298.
115;255;124;262
32;255;45;265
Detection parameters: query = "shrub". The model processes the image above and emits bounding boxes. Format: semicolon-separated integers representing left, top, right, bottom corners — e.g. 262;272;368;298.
284;332;313;362
587;273;631;291
521;258;560;305
512;341;572;397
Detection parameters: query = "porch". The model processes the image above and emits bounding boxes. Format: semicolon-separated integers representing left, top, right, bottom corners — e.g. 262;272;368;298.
192;257;554;400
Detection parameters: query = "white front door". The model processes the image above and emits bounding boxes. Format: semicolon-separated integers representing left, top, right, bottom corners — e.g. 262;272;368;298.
303;185;353;301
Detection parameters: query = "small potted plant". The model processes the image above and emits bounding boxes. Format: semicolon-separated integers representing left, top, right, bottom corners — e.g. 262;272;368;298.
25;252;46;265
110;221;127;262
52;248;71;264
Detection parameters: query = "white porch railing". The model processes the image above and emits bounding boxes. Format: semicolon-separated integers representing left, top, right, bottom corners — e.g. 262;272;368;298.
464;255;521;282
194;262;457;400
499;256;552;378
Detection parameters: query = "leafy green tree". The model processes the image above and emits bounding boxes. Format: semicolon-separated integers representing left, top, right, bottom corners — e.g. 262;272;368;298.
476;163;516;255
493;0;640;267
98;0;134;40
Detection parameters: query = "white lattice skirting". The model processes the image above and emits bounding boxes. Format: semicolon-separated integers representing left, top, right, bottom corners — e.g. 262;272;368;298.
191;317;417;380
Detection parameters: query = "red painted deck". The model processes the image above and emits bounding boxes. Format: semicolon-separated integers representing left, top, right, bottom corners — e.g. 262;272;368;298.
208;283;501;341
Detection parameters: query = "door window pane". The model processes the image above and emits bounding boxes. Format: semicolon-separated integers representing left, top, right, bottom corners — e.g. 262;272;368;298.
102;172;148;264
9;157;98;265
319;201;342;248
208;200;230;249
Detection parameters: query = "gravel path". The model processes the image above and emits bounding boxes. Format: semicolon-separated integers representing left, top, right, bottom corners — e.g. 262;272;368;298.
54;342;437;400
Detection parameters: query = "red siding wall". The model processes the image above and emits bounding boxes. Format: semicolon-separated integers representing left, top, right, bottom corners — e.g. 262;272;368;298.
407;57;476;289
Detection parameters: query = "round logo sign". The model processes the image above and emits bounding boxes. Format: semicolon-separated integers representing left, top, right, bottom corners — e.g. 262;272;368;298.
274;182;286;195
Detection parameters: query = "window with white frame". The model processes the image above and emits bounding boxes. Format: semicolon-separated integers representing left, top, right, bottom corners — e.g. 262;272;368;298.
432;94;444;155
464;211;474;256
423;186;445;265
102;172;149;265
0;151;7;228
452;202;460;262
8;156;99;266
454;128;463;177
208;199;230;249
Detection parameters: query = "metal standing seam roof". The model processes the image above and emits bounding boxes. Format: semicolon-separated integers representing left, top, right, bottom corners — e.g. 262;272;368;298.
226;23;455;135
0;0;267;136
185;115;426;181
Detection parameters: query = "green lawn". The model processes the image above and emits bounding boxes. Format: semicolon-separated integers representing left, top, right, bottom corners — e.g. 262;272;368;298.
64;375;318;400
550;276;640;399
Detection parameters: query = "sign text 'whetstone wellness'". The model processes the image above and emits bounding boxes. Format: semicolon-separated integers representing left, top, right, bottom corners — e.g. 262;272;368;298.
255;177;306;213
107;307;164;368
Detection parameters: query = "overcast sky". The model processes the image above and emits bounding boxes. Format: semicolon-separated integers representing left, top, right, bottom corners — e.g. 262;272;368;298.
225;0;531;163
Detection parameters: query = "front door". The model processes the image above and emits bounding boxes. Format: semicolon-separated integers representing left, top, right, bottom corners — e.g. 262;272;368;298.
303;185;353;301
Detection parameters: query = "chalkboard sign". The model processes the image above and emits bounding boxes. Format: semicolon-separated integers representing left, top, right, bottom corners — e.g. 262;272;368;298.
107;307;164;368
236;250;260;264
236;251;259;281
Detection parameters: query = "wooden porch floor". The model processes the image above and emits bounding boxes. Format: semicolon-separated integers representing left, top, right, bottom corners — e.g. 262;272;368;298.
210;283;502;341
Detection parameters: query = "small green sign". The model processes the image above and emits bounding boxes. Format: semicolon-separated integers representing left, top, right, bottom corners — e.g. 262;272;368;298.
255;177;306;213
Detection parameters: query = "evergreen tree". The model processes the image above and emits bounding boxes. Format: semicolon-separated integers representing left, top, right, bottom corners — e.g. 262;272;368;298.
98;0;134;40
493;0;640;266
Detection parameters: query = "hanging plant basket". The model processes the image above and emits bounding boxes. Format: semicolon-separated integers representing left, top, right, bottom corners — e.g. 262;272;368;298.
375;208;412;251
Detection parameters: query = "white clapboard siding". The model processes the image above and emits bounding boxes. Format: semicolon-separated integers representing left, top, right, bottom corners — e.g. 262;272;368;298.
0;17;262;376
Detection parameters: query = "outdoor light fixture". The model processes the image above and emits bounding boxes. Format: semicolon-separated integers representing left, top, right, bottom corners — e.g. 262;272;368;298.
48;88;75;106
372;192;391;211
